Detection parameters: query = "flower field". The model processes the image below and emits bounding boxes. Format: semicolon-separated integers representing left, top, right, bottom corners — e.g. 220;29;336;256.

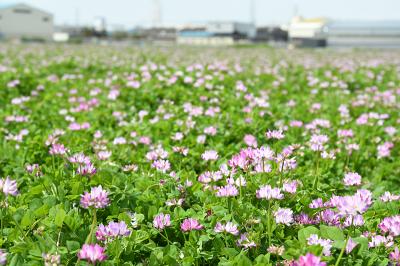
0;45;399;265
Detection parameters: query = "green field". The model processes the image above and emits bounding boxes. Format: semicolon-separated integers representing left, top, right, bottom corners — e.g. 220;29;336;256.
0;45;399;265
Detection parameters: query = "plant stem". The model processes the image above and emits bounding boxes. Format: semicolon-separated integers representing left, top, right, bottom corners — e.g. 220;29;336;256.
85;209;97;244
313;155;320;189
228;197;232;214
279;159;285;187
335;216;353;266
335;236;349;266
1;201;4;241
267;200;271;246
160;230;172;245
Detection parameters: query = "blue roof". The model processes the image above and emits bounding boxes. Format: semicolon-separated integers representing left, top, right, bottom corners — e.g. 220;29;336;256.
179;31;213;37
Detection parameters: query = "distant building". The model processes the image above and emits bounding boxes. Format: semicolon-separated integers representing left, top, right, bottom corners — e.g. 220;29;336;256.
178;28;234;46
253;26;288;43
133;27;177;43
206;21;256;39
177;22;256;46
0;3;53;40
288;16;400;48
288;16;327;47
94;17;107;33
324;21;400;48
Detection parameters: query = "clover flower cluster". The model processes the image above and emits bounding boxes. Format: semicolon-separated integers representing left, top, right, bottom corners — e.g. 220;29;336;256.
69;152;97;176
78;244;107;264
96;221;131;242
214;222;239;235
80;185;110;209
0;177;18;197
153;213;171;230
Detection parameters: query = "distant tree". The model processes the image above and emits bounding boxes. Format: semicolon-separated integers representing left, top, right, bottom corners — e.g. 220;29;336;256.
112;31;128;40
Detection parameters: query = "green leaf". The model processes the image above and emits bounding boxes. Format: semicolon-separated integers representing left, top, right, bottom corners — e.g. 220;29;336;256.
55;209;66;227
298;226;319;244
320;225;344;241
221;248;239;258
20;210;35;229
34;204;50;217
64;214;79;231
66;240;81;253
353;237;369;255
233;253;252;266
254;254;271;265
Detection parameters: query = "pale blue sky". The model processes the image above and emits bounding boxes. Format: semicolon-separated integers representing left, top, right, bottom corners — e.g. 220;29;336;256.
9;0;400;28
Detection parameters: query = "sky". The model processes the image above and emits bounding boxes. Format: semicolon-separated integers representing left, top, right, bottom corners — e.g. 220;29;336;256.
7;0;400;28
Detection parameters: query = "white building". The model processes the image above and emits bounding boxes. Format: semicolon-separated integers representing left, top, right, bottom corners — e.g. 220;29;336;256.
288;16;400;48
324;21;400;48
94;17;107;33
0;3;54;40
288;16;328;47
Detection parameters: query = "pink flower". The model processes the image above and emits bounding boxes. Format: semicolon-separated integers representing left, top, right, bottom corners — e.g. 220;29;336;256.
97;151;112;160
96;221;131;242
256;185;283;200
389;247;400;262
216;184;238;197
378;215;400;236
198;171;222;183
283;180;298;194
151;159;171;173
343;172;362;186
69;153;91;165
244;134;257;147
201;150;219;161
309;134;329;152
267;245;285;256
0;177;18;196
214;222;239;235
335;189;372;216
153;213;171;230
380;191;400;202
307;234;332;256
236;233;257;248
274;208;294;225
292;253;326;266
49;143;68;155
377;142;394;158
181;218;203;232
42;253;60;265
309;198;324;209
290;120;303;127
338;129;354;138
346;238;358;254
266;129;284;140
113;137;126;145
80;185;110;209
368;235;393;248
204;126;217;136
77;163;97;176
78;244;107;264
0;249;7;265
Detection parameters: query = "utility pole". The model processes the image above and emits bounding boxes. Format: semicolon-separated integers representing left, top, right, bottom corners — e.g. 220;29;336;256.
153;0;162;27
250;0;256;25
75;7;80;34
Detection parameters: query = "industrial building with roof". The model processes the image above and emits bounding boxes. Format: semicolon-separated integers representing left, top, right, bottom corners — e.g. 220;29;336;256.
177;21;256;46
288;16;400;48
0;3;53;40
324;21;400;48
